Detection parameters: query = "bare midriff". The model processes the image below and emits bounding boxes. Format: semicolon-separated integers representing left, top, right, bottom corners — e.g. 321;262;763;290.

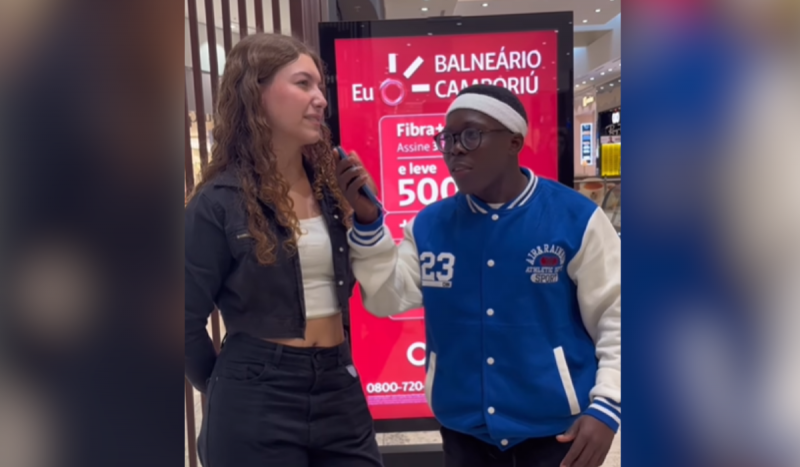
262;312;345;348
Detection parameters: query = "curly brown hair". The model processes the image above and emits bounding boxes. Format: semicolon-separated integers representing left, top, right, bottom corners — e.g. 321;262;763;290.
192;34;351;265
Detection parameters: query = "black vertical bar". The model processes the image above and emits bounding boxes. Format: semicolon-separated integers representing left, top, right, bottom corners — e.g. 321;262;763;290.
271;0;281;34
187;0;209;168
238;0;249;37
204;0;220;109
221;0;233;53
255;0;264;32
557;13;575;187
211;310;221;353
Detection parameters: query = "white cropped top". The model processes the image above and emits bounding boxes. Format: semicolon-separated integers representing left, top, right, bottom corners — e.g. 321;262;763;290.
297;216;341;319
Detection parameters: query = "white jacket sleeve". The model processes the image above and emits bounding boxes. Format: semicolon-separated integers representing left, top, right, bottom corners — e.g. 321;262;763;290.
567;207;622;431
348;214;424;317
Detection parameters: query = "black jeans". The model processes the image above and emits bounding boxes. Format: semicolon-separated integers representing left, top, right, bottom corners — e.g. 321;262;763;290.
441;426;572;467
197;333;383;467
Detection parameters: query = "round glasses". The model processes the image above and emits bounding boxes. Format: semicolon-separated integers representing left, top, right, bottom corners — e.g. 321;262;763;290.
433;128;511;153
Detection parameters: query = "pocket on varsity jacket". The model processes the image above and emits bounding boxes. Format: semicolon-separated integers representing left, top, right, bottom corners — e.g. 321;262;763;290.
424;351;437;411
553;346;582;416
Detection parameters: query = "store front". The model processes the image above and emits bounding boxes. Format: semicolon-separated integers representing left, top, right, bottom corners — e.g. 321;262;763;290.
574;75;621;235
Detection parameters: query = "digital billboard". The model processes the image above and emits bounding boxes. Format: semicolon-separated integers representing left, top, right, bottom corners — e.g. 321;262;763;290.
320;13;573;427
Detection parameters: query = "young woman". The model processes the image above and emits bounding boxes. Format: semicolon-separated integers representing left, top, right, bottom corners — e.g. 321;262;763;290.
184;34;383;467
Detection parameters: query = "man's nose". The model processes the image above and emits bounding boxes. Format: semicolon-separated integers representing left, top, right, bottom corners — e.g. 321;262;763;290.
449;139;467;157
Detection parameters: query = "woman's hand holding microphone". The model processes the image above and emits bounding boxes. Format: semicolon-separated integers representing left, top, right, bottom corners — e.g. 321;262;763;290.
335;150;381;225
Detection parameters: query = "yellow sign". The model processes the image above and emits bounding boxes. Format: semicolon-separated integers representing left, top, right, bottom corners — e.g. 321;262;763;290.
582;96;595;107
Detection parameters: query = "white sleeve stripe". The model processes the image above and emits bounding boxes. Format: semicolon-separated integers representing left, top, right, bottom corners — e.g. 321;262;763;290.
352;223;384;237
589;404;621;425
349;229;384;247
592;399;621;416
595;396;621;411
351;228;381;241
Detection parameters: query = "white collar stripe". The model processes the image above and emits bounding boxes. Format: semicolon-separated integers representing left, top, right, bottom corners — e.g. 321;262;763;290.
466;196;487;214
506;171;536;209
463;168;537;215
514;175;538;208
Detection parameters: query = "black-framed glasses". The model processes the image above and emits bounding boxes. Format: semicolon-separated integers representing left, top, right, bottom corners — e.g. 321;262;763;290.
433;128;511;153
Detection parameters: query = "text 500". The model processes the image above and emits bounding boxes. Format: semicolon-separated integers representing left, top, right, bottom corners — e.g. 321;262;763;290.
366;381;425;394
398;177;457;207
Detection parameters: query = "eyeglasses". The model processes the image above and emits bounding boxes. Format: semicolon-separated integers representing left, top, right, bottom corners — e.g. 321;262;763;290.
433;128;511;153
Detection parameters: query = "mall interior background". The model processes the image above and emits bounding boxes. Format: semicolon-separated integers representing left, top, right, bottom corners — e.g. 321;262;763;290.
184;1;621;466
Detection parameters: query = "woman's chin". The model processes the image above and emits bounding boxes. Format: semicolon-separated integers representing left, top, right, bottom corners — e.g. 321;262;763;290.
300;130;322;146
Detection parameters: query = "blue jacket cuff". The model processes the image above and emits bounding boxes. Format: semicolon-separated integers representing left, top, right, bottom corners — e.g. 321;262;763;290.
585;397;621;433
349;214;385;247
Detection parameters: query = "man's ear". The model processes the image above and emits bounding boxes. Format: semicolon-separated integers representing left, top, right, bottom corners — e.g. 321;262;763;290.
509;133;525;154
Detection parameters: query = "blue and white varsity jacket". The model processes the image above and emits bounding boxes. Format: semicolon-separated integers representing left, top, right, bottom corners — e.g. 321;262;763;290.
348;168;621;450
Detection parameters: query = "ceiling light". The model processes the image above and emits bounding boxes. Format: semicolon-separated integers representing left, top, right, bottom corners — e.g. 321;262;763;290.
596;8;601;12
582;19;588;23
482;3;488;6
421;7;428;11
590;77;594;81
600;86;604;90
601;72;605;76
610;83;614;87
582;81;586;84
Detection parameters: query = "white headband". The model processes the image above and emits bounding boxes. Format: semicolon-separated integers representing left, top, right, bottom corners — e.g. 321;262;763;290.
446;93;528;137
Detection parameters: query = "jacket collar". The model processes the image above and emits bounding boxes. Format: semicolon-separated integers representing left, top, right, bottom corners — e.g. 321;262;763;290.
465;167;538;214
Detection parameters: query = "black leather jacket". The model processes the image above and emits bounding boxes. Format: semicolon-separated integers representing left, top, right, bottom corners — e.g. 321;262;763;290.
184;162;356;393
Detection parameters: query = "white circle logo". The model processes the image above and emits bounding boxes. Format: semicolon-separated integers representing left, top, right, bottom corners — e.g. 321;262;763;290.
406;342;426;367
380;78;405;106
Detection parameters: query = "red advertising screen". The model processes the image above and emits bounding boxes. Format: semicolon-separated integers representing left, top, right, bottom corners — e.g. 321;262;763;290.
333;30;561;421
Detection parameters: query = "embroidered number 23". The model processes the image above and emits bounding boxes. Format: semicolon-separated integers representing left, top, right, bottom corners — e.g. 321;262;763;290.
419;252;456;284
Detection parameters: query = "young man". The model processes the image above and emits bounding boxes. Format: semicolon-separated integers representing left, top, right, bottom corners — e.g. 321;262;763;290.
337;84;620;467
